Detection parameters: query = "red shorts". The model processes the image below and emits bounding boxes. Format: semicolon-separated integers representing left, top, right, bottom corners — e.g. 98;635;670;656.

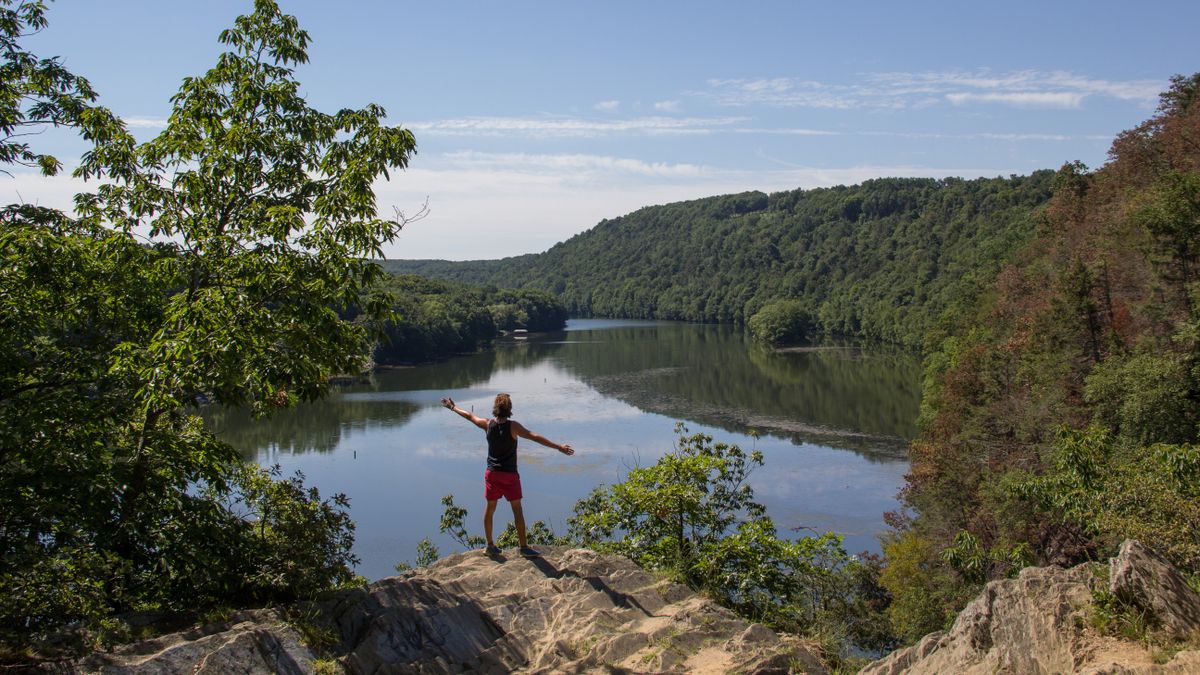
484;469;522;502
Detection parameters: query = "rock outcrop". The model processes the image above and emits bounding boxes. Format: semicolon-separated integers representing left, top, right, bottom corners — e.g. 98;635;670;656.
861;540;1200;675
71;539;1200;673
74;546;825;674
74;609;313;674
1109;540;1200;642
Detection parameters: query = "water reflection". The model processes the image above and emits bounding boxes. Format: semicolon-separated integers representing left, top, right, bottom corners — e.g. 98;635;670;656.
201;320;920;579
533;324;919;458
204;322;920;461
203;395;424;456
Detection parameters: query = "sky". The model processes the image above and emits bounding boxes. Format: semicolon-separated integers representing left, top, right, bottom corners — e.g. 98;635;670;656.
6;0;1199;260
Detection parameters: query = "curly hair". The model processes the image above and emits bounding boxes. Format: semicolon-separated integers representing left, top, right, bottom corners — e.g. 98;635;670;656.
492;393;513;419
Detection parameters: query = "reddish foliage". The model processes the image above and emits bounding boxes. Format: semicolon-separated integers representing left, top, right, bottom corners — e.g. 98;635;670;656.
898;75;1200;574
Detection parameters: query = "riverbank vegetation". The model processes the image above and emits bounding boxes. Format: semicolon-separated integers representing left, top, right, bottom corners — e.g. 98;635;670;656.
747;298;818;346
566;426;894;655
369;274;565;365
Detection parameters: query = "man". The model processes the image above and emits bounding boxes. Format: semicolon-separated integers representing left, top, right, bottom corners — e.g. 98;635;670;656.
441;393;574;557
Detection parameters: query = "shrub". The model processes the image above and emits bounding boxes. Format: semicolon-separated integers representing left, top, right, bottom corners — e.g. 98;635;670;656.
568;426;895;649
748;299;817;346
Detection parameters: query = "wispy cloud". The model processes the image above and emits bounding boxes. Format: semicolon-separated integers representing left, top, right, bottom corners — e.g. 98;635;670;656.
123;117;168;128
440;151;710;178
704;78;861;109
703;69;1164;110
873;70;1162;102
733;127;841;136
594;100;620;111
975;131;1111;142
945;91;1084;108
735;128;1103;142
653;100;681;113
404;115;748;138
859;130;1082;142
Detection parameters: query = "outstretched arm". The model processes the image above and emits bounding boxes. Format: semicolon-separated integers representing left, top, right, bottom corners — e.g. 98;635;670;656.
441;397;488;430
511;420;574;456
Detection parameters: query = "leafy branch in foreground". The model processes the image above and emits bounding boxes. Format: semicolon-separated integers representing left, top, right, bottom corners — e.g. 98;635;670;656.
1012;426;1200;571
0;0;124;177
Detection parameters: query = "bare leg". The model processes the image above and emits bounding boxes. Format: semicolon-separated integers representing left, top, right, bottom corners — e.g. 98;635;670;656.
510;499;527;549
484;499;499;546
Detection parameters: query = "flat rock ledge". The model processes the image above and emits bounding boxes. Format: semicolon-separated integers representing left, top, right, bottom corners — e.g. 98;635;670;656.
70;546;826;674
860;540;1200;675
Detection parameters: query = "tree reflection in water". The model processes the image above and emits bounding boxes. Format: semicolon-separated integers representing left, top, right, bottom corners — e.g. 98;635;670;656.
204;321;919;463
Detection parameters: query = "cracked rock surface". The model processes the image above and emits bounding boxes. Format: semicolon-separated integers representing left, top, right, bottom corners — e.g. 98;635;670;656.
71;546;824;674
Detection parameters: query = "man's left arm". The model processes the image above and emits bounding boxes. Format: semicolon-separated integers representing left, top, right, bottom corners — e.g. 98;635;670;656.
513;421;574;455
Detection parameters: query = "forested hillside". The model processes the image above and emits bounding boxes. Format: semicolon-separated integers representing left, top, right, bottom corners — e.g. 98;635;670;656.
388;173;1054;346
879;74;1200;642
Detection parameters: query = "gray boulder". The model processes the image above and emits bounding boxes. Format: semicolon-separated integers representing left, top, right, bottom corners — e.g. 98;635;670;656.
860;540;1200;674
1109;539;1200;641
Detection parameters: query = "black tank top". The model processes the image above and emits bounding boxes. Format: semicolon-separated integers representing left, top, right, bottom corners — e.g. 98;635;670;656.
486;419;518;473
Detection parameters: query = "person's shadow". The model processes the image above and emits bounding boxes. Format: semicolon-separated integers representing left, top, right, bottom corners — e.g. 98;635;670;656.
525;555;655;616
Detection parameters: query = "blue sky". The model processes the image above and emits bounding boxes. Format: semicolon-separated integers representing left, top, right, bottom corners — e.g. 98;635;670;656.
8;1;1199;259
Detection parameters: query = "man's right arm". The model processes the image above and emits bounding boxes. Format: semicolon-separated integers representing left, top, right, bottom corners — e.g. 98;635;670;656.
441;397;488;430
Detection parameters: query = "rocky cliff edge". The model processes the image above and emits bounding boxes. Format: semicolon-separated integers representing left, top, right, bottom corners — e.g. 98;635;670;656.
66;540;1200;674
72;546;826;674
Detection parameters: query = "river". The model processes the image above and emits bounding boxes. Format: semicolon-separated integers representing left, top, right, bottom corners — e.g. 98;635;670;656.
203;319;920;580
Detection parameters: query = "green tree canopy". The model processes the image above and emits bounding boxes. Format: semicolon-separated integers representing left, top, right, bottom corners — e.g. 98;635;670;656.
1;0;416;652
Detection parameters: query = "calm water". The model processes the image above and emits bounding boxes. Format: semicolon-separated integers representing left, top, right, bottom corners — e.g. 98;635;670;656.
203;319;920;580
